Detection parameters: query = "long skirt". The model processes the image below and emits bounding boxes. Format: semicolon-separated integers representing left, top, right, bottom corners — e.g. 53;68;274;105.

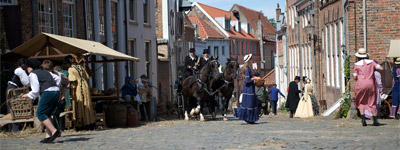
235;93;259;123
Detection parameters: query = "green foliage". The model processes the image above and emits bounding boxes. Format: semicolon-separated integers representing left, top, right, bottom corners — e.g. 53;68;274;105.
340;56;351;118
268;18;277;29
280;101;289;112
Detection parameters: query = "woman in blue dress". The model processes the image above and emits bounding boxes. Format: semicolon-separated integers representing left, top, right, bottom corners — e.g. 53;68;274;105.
390;57;400;118
235;54;261;124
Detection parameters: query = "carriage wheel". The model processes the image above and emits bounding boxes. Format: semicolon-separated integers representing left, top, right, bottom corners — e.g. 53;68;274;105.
380;99;391;119
176;95;185;120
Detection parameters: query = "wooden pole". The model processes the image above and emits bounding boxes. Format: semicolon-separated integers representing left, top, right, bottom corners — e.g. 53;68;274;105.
115;62;120;105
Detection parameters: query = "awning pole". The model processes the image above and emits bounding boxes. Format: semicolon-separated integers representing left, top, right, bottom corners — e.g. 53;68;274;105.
115;61;120;105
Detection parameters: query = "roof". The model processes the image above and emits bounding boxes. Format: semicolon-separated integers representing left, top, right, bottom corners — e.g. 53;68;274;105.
233;4;276;37
197;3;238;21
196;2;258;40
7;33;140;62
188;16;224;39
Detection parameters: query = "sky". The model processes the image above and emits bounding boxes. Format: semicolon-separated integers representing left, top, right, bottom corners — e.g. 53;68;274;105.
192;0;286;20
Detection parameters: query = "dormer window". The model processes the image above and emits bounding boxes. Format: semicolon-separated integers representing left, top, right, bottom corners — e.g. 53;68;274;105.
225;17;231;31
233;10;240;20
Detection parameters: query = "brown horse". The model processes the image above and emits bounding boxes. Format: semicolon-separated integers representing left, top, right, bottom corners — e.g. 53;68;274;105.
182;58;220;121
210;58;239;121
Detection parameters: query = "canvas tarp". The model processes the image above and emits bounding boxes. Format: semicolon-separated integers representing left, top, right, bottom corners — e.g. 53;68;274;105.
387;39;400;58
8;33;140;62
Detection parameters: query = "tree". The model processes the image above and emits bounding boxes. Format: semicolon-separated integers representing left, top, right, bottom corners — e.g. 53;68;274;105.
266;17;277;29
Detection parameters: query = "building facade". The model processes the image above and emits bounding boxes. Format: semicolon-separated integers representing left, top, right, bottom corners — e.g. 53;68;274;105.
275;4;288;107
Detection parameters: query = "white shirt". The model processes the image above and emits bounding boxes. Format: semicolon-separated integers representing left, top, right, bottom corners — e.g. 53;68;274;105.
9;67;30;87
27;71;60;99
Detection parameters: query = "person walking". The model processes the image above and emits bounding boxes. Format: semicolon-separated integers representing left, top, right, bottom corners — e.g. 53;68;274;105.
138;75;152;121
286;76;301;118
254;72;267;115
266;84;285;115
235;54;260;124
353;48;383;126
390;57;400;119
365;65;383;119
22;59;61;143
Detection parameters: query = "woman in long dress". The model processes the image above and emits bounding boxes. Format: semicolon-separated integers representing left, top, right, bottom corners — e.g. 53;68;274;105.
235;54;260;124
390;58;400;118
294;78;314;118
66;55;95;130
353;48;383;126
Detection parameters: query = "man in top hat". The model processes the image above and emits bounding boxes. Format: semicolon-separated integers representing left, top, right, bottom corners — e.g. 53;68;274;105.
184;48;199;78
199;49;211;71
285;76;301;118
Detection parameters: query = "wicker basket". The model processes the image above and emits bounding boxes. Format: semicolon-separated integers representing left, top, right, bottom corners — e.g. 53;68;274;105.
255;79;265;87
6;87;34;120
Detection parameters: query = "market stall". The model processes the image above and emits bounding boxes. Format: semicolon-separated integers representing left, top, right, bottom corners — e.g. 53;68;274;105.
1;33;140;129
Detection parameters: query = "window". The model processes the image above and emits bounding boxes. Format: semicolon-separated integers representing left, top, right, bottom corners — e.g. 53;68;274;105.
38;0;56;33
335;23;340;88
208;46;211;52
129;0;136;21
325;26;330;86
143;0;149;23
222;46;225;55
241;41;244;55
225;18;230;31
1;0;15;5
245;41;248;54
86;0;94;40
99;0;106;44
214;46;219;58
128;39;136;77
236;41;239;55
63;0;74;37
111;2;118;49
330;24;334;86
145;41;151;78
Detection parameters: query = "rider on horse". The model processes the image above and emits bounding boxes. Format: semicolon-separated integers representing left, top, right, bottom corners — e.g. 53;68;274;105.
184;48;199;79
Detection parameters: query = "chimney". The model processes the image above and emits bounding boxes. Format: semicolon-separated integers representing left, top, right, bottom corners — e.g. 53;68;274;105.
276;3;281;22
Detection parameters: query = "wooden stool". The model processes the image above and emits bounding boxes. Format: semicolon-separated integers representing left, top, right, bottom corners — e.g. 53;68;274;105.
93;103;106;129
319;100;327;111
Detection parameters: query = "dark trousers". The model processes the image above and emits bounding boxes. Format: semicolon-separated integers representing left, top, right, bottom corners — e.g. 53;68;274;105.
271;101;277;115
140;102;151;121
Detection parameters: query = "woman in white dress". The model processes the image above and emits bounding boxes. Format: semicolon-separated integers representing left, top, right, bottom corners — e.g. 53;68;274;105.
294;78;314;118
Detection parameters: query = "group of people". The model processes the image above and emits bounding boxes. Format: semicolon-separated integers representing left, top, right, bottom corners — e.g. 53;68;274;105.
6;55;95;143
183;48;216;79
121;74;152;122
285;76;319;119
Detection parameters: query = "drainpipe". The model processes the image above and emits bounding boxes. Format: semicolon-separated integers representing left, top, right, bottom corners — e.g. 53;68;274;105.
363;0;366;50
311;1;318;101
296;16;303;90
125;0;129;75
32;0;36;36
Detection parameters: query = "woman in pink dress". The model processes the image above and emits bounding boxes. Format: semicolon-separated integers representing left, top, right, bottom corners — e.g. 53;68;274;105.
353;48;383;126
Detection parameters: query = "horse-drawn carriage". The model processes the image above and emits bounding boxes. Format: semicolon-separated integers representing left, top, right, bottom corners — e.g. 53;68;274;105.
175;58;239;121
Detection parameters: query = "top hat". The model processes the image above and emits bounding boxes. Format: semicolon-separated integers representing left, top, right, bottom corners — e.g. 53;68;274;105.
203;49;210;54
189;48;195;52
295;76;301;81
355;48;369;58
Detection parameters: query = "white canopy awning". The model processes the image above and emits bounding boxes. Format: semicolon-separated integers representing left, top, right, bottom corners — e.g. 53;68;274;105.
387;39;400;58
8;33;140;62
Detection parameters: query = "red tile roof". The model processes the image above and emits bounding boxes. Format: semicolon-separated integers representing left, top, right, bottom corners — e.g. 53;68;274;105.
188;16;224;39
197;3;258;40
234;4;276;36
197;3;238;21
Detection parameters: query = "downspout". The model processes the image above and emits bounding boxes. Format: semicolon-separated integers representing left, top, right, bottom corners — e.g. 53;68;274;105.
311;1;318;101
32;0;36;36
83;0;87;39
363;0;366;50
125;0;129;74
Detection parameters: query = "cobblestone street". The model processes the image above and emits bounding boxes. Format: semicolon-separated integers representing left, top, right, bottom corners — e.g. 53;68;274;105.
1;114;399;150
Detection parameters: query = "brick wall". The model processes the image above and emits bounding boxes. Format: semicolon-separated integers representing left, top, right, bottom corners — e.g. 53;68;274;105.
348;0;400;97
155;0;163;38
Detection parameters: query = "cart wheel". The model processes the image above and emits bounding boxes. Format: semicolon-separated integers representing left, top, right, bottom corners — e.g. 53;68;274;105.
380;99;391;119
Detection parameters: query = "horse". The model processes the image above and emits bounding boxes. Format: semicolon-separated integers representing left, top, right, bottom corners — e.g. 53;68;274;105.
182;58;220;121
210;58;239;121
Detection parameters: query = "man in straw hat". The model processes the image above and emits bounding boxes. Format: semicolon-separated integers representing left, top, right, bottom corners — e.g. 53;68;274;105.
390;57;400;119
353;48;383;126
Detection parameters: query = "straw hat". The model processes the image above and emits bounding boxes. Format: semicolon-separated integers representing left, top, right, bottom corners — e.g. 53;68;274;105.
395;57;400;65
244;54;252;63
355;48;369;58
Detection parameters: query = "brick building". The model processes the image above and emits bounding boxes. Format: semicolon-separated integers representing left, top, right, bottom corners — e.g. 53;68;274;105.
345;0;400;95
275;4;289;106
229;4;276;77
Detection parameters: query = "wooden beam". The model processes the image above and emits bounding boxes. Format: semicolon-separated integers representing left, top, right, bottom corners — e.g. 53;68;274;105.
87;59;126;63
49;45;66;55
30;54;69;59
